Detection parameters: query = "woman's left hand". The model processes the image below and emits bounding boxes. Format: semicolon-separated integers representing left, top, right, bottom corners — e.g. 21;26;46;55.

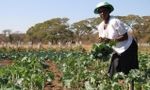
115;33;128;42
99;37;110;43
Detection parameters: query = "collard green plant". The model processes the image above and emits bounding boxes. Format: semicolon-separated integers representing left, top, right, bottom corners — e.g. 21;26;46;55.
90;43;113;60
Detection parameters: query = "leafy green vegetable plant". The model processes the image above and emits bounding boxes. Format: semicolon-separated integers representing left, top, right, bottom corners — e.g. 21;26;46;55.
90;43;113;60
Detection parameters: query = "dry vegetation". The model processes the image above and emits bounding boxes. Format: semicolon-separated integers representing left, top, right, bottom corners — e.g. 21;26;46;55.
0;43;149;53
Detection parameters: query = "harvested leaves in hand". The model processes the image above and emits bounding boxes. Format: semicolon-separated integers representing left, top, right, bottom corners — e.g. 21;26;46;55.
90;43;113;60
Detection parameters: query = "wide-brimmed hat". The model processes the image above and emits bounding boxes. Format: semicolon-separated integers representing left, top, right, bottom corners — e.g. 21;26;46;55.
94;2;114;14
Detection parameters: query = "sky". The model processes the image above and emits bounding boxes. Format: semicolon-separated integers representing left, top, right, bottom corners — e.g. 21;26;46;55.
0;0;149;33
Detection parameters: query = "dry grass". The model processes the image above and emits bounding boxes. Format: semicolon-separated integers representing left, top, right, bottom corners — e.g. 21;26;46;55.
0;44;149;53
138;46;150;53
0;44;93;52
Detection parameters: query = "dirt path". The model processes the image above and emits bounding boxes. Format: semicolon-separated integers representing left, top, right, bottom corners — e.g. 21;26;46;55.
0;59;13;67
44;60;64;90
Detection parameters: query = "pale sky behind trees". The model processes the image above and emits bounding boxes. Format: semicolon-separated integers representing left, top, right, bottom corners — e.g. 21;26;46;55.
0;0;149;33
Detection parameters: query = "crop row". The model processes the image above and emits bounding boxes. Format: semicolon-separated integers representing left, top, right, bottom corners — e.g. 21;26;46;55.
0;49;150;90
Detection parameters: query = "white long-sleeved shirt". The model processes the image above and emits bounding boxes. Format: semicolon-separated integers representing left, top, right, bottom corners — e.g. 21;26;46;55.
98;16;133;54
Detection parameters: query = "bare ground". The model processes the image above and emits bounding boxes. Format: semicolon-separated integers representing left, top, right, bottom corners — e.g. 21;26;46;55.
44;60;64;90
0;59;13;67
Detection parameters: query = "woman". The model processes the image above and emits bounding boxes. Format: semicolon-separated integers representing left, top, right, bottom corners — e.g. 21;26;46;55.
94;2;139;78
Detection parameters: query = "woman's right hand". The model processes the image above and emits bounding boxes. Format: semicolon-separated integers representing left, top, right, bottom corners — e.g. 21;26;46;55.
99;37;110;43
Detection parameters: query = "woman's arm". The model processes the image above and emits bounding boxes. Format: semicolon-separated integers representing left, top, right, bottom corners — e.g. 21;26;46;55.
99;33;128;44
99;37;110;43
115;32;128;42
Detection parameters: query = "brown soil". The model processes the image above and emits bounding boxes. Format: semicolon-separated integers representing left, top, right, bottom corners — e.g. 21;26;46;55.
0;59;13;67
44;60;64;90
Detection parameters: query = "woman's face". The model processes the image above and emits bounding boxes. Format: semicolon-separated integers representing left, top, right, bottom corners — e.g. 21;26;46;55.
98;7;110;20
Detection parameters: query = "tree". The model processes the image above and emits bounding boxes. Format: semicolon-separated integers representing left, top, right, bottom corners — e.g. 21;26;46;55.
26;17;74;44
71;20;92;42
2;29;11;42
